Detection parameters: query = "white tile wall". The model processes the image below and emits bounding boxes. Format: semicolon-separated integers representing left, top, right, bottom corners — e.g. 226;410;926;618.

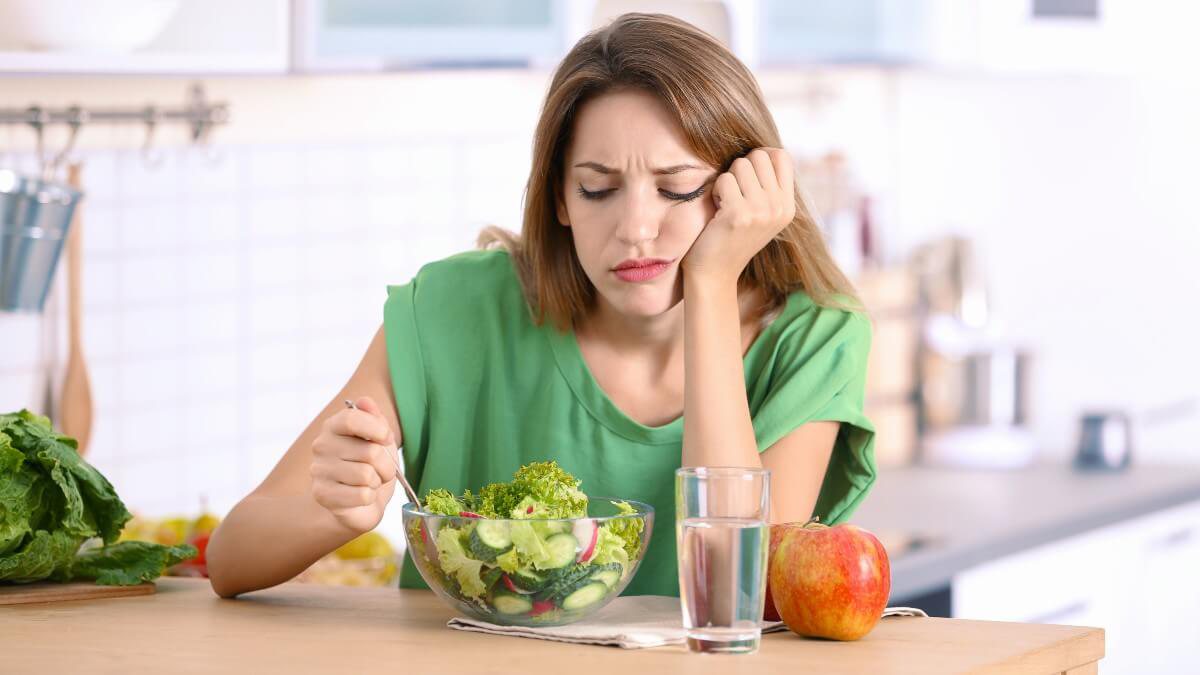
0;136;530;548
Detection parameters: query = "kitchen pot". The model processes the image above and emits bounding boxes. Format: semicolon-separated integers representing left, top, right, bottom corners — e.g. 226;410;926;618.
0;168;83;312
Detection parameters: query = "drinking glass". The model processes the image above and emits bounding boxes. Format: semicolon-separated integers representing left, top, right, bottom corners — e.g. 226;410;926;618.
675;466;771;654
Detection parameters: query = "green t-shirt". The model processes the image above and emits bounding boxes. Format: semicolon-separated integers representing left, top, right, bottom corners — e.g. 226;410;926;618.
383;249;876;597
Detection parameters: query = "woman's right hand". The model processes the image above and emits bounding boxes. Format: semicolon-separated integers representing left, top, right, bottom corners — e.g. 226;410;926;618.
309;395;399;534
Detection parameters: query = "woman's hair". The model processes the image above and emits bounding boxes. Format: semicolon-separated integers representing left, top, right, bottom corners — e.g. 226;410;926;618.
479;12;859;331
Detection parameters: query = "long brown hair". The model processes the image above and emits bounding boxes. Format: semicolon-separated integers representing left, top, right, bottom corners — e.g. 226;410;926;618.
480;12;859;331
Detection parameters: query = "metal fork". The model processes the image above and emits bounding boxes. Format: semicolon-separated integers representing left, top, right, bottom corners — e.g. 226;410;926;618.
344;399;421;510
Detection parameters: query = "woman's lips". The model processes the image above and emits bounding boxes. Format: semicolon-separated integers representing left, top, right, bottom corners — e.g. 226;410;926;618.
612;261;671;282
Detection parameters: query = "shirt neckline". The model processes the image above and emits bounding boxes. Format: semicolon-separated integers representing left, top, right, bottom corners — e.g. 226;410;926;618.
542;291;807;445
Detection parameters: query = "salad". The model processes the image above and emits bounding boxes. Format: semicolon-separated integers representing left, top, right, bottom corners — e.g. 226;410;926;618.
405;461;647;623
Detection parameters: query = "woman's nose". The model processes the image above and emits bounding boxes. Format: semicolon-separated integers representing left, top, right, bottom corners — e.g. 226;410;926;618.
614;196;660;246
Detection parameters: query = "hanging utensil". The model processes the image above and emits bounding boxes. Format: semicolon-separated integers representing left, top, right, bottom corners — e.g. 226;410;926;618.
0;107;84;313
59;161;93;454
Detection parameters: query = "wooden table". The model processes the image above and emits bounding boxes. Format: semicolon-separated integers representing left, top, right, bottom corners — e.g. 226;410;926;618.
1;578;1103;674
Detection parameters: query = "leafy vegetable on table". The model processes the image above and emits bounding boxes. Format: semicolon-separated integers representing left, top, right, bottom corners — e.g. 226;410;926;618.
0;409;196;585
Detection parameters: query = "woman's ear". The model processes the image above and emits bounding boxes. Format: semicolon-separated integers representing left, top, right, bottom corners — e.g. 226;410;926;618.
556;196;571;227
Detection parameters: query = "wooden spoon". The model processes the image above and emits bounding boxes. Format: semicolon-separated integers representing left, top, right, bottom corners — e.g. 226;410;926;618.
59;162;93;455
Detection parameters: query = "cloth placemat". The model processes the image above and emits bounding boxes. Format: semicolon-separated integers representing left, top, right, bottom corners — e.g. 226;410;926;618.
447;595;928;649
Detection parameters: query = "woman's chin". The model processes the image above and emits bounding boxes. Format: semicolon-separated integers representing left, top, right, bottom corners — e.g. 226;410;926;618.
602;284;681;319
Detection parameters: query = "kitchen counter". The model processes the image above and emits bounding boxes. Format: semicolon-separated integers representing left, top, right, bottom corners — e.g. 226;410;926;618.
854;462;1200;600
2;577;1103;674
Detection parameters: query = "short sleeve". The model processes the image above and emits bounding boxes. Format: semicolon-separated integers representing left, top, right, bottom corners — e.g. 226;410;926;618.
383;280;430;485
751;307;877;525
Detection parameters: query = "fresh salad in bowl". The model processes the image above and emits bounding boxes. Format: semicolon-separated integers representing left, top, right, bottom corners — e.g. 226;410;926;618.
401;461;653;626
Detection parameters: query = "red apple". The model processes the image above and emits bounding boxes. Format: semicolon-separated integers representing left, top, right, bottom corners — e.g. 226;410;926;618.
768;518;890;641
763;524;790;621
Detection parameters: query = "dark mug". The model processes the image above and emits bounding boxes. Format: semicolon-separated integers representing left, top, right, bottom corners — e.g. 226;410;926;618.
1074;411;1132;471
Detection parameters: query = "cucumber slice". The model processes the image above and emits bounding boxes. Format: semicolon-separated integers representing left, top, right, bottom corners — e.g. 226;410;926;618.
468;528;512;562
492;590;534;615
561;582;609;611
475;519;512;549
591;568;621;588
481;566;504;590
544;533;578;569
512;568;549;592
535;565;596;603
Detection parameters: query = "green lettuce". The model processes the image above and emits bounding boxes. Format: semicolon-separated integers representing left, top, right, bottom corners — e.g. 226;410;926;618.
494;546;520;573
423;488;466;517
606;500;645;560
434;526;486;598
422;461;588;519
509;520;553;570
55;541;196;585
0;409;196;585
590;526;630;569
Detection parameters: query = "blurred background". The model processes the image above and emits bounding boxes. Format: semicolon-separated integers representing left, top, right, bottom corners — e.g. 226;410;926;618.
0;1;1196;671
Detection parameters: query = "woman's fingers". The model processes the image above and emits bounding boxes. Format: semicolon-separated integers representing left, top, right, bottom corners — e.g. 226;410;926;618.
766;147;794;191
712;171;744;210
328;406;393;446
746;149;780;194
729;156;764;200
316;456;383;489
337;441;395;485
312;479;377;509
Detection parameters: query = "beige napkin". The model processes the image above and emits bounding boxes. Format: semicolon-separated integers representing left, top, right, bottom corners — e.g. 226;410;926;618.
447;595;928;649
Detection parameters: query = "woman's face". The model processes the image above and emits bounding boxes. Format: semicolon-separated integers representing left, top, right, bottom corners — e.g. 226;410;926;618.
558;89;718;320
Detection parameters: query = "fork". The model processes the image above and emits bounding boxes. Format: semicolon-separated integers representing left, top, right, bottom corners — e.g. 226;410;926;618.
344;399;421;511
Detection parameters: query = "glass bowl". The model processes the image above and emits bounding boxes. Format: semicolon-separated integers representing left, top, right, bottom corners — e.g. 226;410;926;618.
401;498;654;627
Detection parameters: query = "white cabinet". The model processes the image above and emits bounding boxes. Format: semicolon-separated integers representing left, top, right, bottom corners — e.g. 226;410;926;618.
0;0;289;75
742;0;1188;75
1122;501;1200;674
953;499;1200;675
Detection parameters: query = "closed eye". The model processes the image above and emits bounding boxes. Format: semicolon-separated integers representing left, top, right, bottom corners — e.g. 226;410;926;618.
576;185;707;203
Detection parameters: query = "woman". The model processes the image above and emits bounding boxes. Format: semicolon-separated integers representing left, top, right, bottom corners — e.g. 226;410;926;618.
207;13;875;599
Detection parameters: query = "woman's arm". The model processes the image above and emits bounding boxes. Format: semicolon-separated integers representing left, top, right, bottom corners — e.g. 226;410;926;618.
681;277;837;524
206;325;404;598
681;148;837;524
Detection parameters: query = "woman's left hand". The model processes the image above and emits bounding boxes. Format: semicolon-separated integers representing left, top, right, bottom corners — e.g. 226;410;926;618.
681;147;796;287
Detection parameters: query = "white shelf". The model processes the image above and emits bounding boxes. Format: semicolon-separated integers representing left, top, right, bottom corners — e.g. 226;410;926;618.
0;0;289;76
0;50;288;76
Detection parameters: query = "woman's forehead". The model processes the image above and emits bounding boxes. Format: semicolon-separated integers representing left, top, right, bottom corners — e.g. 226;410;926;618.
567;90;705;167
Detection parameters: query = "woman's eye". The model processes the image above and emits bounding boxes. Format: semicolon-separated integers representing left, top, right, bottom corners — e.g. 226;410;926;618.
576;184;707;203
577;185;614;200
661;186;706;203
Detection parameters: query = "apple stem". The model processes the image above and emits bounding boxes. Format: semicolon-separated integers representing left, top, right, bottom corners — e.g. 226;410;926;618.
803;515;827;530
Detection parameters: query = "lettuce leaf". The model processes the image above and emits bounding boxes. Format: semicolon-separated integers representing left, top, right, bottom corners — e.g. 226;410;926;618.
494;546;520;573
434;526;487;598
0;409;195;585
606;500;645;559
509;520;553;570
590;525;630;569
55;541;197;585
423;488;466;517
423;461;588;519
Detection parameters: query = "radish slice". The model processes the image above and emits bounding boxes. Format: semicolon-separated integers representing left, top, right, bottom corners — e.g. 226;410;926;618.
530;600;556;615
459;511;482;518
573;518;599;563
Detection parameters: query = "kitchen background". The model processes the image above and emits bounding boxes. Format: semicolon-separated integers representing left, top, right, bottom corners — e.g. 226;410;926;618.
1;1;1197;671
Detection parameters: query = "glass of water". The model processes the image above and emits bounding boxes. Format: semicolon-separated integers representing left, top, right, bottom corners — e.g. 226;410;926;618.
675;466;771;654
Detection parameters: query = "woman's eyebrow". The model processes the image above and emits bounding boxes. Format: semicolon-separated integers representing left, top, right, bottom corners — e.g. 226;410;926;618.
573;161;707;175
